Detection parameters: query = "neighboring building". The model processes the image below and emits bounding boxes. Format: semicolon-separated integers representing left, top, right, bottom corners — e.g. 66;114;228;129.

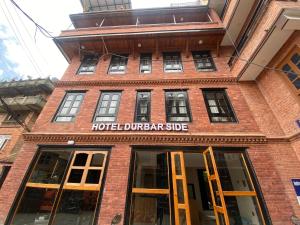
0;0;300;225
0;78;54;188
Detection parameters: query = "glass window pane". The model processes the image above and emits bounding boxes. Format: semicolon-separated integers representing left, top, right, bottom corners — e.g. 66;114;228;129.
130;194;170;225
110;101;117;107
73;101;80;107
73;153;88;166
66;95;74;101
90;154;105;167
291;53;300;65
176;179;185;204
56;116;73;122
69;108;78;115
64;101;72;107
75;95;83;101
86;170;101;184
99;108;106;114
102;94;110;101
112;94;119;101
29;151;71;184
108;108;116;114
174;154;182;175
61;108;68;115
95;116;115;122
101;100;109;107
68;169;84;183
53;191;99;225
293;78;300;89
133;152;168;189
214;152;254;191
179;209;187;225
12;188;58;225
225;196;264;225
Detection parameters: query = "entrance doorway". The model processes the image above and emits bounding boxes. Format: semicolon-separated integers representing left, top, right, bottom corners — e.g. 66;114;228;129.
128;147;266;225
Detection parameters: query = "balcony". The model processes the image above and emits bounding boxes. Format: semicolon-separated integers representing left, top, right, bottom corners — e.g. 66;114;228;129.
0;95;47;112
0;78;54;97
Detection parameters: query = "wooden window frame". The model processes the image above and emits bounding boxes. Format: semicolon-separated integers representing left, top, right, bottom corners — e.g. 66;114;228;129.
165;91;192;122
192;51;216;72
108;54;129;74
139;53;152;74
54;92;85;122
202;89;238;123
134;91;151;123
0;135;10;150
163;52;183;73
279;45;300;95
93;91;122;123
77;54;99;75
11;149;109;225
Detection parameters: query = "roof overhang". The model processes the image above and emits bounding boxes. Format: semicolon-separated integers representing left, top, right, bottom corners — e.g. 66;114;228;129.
238;8;300;81
54;27;225;63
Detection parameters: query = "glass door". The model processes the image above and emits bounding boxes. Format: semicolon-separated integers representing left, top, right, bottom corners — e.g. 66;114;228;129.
203;147;230;225
170;152;191;225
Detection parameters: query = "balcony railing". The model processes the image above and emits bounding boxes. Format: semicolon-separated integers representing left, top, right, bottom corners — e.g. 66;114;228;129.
0;95;47;112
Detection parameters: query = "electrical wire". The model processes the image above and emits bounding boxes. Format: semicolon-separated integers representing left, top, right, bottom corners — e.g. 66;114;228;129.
7;0;300;77
0;0;44;76
11;0;49;68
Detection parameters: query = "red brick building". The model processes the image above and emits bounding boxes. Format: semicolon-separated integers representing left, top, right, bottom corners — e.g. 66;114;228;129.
0;78;54;188
0;0;300;225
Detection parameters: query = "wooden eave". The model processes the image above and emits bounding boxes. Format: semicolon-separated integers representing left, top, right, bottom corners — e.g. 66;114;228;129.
54;27;225;63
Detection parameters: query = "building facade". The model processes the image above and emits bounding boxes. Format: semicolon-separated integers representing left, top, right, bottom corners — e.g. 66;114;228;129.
0;78;54;188
0;0;300;225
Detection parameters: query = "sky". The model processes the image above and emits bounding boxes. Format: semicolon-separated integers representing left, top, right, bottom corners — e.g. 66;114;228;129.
0;0;195;81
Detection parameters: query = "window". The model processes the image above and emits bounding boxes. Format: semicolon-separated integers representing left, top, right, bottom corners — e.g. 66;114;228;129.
77;54;99;75
163;52;183;72
94;91;121;122
281;47;300;91
192;51;216;71
54;92;85;122
11;149;108;225
139;53;152;74
3;111;28;124
202;89;237;123
0;135;10;150
108;54;128;74
0;166;11;188
135;91;151;122
165;91;191;122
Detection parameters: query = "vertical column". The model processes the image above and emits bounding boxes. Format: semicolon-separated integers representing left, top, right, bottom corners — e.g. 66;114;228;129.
97;144;131;225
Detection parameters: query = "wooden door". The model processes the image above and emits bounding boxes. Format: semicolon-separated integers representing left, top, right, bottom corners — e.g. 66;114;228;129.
171;152;191;225
203;147;230;225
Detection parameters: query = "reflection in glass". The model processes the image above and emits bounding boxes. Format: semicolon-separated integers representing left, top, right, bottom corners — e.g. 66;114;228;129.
29;151;71;184
73;153;88;166
225;196;264;225
130;194;170;225
214;152;253;191
205;153;215;176
179;209;187;225
134;152;168;189
174;154;182;175
86;170;101;184
177;179;185;204
12;188;57;225
217;213;226;225
68;169;83;183
90;154;104;167
53;191;99;225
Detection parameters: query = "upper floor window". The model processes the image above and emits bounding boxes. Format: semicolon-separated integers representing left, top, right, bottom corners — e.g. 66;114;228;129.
77;55;99;75
192;51;216;71
135;91;151;122
94;91;121;122
163;52;183;73
108;54;128;74
0;135;10;150
139;53;152;74
202;89;237;123
54;92;85;122
165;91;191;122
281;47;300;92
3;111;28;124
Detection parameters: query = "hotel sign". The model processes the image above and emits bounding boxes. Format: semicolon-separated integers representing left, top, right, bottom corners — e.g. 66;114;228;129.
92;123;188;132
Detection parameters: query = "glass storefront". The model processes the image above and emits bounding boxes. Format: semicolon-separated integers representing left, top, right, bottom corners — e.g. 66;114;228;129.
11;149;108;225
127;147;267;225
